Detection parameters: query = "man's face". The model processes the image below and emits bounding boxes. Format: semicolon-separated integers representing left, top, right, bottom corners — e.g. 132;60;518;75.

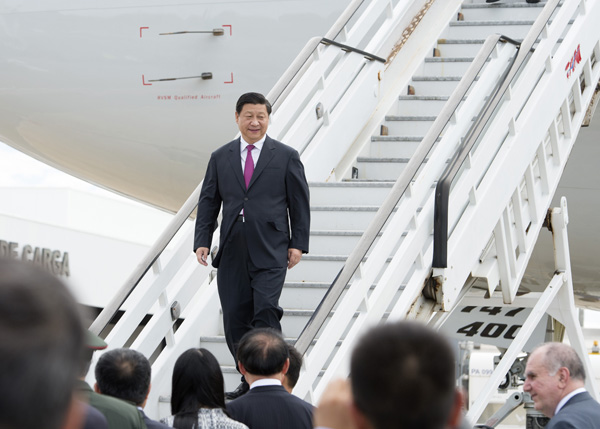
236;103;269;144
523;349;564;417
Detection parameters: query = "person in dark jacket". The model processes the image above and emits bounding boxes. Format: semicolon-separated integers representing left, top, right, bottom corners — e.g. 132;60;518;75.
95;348;169;429
227;328;313;429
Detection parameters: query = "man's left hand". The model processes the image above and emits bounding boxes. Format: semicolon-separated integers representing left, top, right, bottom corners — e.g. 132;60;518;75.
287;248;302;269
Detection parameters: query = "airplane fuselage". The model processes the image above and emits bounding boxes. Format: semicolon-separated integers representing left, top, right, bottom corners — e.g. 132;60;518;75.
0;0;349;210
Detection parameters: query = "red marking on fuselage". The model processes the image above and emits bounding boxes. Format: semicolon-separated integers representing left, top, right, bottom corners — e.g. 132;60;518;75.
565;44;582;79
142;75;152;86
223;25;232;36
140;27;149;38
225;73;234;84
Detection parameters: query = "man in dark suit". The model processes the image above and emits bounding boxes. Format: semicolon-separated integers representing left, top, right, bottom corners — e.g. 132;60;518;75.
523;342;600;428
194;92;310;399
95;348;170;429
227;328;313;429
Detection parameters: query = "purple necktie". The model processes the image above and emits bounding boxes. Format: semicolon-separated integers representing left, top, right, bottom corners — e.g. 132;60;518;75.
244;144;255;189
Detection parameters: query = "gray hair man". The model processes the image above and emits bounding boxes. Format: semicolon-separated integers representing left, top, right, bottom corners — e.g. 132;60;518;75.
523;342;600;428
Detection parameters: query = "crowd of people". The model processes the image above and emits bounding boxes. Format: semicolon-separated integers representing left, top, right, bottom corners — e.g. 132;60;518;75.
3;254;600;429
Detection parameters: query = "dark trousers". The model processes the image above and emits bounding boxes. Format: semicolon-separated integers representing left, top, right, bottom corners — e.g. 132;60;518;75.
217;220;286;362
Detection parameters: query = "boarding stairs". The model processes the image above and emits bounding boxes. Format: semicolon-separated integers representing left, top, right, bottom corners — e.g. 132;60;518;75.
89;0;600;425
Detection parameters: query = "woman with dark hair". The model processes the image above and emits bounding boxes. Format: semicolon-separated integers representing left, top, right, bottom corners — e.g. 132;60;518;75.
160;348;248;429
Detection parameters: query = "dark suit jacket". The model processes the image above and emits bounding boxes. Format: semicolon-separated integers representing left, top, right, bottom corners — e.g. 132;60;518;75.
83;403;109;429
76;381;146;429
140;410;170;429
227;385;313;429
547;391;600;428
194;136;310;268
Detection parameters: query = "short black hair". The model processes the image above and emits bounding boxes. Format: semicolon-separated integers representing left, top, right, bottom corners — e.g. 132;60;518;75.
286;343;303;389
235;92;272;115
95;348;151;406
171;348;226;429
351;321;456;429
237;328;288;375
0;259;84;429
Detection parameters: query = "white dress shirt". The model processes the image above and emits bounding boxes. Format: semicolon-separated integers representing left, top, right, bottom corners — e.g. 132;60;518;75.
240;136;265;172
249;378;282;389
555;387;586;416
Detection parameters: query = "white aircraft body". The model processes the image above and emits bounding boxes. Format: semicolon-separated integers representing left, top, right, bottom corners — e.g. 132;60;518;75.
0;0;349;211
1;0;600;311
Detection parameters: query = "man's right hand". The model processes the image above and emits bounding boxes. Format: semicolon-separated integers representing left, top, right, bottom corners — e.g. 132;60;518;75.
196;247;210;266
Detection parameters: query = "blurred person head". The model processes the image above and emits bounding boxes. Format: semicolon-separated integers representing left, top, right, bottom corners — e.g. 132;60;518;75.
170;348;227;429
283;343;303;393
523;342;586;417
94;348;151;407
350;321;462;429
0;259;85;429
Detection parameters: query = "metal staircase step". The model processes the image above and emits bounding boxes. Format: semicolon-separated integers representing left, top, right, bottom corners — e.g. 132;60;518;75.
460;3;547;21
379;116;437;135
310;205;394;230
280;282;336;310
355;156;447;181
445;20;536;39
369;137;424;158
434;39;486;58
422;56;478;75
355;157;410;180
396;95;449;115
280;280;384;314
284;254;347;283
309;181;393;206
215;308;358;339
310;230;382;256
409;76;463;96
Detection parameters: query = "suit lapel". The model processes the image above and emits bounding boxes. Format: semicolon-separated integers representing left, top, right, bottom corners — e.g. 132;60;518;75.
248;136;275;190
227;138;246;191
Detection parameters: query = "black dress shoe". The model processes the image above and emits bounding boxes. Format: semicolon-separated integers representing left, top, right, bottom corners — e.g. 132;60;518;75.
225;381;249;400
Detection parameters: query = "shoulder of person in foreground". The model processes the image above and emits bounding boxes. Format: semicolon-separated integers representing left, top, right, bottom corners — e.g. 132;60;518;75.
88;392;146;429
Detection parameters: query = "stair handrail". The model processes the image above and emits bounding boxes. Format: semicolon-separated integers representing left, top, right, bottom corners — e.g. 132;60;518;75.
88;0;369;337
89;185;202;335
432;0;562;269
294;30;517;354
